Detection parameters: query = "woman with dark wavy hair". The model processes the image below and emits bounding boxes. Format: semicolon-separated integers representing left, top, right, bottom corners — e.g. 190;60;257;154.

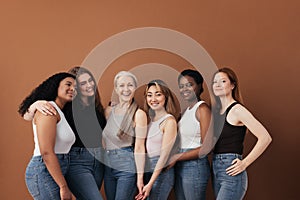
18;72;76;200
23;67;107;200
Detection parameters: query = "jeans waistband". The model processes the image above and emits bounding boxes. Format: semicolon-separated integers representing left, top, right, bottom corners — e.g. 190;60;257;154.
31;154;70;161
71;146;102;153
105;146;133;154
213;153;243;159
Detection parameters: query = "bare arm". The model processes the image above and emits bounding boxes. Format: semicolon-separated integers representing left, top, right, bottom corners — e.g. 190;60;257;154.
102;106;113;148
23;100;56;121
226;105;272;176
134;109;147;195
167;103;212;169
104;106;112;119
35;111;72;200
177;103;211;161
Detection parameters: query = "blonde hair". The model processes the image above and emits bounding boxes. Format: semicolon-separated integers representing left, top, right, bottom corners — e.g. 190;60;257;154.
114;71;139;138
114;71;137;88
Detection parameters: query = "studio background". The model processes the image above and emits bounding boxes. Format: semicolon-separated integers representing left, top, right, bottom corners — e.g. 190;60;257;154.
1;0;299;199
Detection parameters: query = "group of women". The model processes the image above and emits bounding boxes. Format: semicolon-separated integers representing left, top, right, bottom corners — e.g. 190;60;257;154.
18;66;272;200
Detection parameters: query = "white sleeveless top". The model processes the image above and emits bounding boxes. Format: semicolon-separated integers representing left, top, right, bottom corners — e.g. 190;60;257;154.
32;101;75;156
146;114;173;158
178;101;205;149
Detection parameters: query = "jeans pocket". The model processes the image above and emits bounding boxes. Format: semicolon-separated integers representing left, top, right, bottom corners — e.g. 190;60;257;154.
25;173;40;197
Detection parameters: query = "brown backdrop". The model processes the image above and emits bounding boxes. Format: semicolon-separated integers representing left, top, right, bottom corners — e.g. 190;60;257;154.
1;0;299;199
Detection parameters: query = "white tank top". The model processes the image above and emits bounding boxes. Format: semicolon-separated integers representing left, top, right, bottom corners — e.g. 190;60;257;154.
32;101;75;156
146;114;173;158
178;101;205;149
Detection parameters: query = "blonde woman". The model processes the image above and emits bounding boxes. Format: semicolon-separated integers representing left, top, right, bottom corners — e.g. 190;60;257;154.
102;71;147;200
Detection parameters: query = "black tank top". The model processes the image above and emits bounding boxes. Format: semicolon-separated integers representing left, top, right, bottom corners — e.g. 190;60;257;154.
213;102;247;154
63;102;106;148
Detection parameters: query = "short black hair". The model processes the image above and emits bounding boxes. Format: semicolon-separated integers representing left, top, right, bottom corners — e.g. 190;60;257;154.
178;69;204;95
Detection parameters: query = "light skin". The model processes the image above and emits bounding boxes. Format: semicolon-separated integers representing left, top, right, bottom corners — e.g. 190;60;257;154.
167;75;211;168
76;73;95;106
213;72;272;176
105;75;147;196
34;77;76;200
136;85;177;200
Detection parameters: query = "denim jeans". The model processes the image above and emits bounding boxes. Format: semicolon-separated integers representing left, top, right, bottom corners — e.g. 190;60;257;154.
144;156;175;200
175;149;210;200
104;146;137;200
65;147;104;200
25;154;70;200
213;153;248;200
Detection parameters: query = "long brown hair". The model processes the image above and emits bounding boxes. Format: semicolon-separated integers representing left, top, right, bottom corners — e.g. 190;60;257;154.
212;67;243;112
144;79;179;121
68;66;105;115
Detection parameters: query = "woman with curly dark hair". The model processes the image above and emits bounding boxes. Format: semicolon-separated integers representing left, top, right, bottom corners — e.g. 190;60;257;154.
18;72;76;200
23;67;106;200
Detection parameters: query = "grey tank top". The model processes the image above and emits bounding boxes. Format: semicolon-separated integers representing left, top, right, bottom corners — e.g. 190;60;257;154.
102;107;134;150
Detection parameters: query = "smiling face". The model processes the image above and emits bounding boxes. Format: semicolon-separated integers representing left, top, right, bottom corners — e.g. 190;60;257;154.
115;75;136;103
212;72;235;97
77;73;95;98
57;77;76;103
146;85;166;112
179;75;200;102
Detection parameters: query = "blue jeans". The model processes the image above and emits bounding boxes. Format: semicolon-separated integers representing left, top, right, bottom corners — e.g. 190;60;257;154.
144;156;174;200
104;146;137;200
213;153;248;200
25;154;70;200
65;147;104;200
175;149;210;200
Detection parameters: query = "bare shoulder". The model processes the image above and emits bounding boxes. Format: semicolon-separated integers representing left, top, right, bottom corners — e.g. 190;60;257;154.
197;102;211;112
163;115;177;126
105;106;113;118
231;103;251;115
229;103;255;123
35;110;59;124
135;108;147;119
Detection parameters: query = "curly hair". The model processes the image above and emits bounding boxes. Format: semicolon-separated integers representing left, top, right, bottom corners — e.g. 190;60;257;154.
18;72;75;116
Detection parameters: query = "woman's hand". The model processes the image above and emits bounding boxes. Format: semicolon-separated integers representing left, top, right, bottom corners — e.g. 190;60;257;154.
137;183;153;200
226;158;247;176
166;153;181;170
136;178;144;198
34;100;57;116
60;185;73;200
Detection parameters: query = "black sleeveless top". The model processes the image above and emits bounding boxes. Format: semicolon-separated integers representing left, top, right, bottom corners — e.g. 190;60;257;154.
213;102;247;154
63;102;106;148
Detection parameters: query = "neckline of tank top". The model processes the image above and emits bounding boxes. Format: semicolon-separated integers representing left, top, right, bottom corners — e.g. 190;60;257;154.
187;100;205;111
220;101;238;115
151;113;172;123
